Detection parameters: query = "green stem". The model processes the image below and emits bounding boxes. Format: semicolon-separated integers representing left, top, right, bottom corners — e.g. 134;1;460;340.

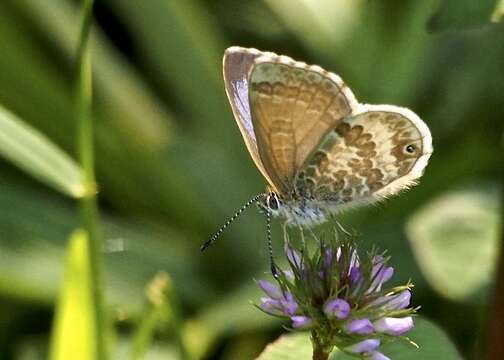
76;0;107;359
311;331;330;360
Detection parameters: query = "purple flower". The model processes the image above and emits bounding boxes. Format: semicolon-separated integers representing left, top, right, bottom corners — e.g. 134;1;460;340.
324;247;333;268
279;292;298;315
323;298;350;319
348;249;359;272
370;351;391;360
257;279;299;316
349;266;362;284
259;297;284;316
367;256;394;293
386;290;411;310
374;317;414;335
345;339;380;354
255;237;417;359
285;244;302;268
345;318;374;335
291;315;313;329
369;289;411;310
257;280;282;299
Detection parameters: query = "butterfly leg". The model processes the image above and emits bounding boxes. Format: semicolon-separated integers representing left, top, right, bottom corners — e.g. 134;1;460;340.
299;226;306;248
333;216;352;237
282;221;289;244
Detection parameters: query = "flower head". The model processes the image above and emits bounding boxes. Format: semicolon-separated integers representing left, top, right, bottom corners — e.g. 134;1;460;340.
256;234;416;358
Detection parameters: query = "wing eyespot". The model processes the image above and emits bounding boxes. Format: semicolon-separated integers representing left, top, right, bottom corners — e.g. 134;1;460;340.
404;144;416;154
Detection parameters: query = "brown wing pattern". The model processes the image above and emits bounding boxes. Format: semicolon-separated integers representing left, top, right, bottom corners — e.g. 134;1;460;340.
248;56;357;195
295;105;433;205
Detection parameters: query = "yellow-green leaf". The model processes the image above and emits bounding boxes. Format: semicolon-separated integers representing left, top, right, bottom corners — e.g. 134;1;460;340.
406;187;500;302
49;229;97;360
257;318;460;359
0;104;85;197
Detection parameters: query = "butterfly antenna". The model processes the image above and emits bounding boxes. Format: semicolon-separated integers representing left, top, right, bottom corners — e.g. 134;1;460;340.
201;193;267;252
266;209;279;278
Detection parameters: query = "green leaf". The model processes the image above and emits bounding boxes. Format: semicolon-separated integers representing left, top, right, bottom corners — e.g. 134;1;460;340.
378;318;461;359
492;0;504;21
0;104;85;197
256;332;313;360
12;0;173;150
49;229;97;360
406;186;500;302
257;318;460;359
428;0;500;31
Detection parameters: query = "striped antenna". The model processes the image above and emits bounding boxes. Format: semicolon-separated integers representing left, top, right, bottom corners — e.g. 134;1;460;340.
201;193;267;252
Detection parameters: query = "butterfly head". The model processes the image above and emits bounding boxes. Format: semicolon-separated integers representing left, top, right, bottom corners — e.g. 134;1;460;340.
257;192;284;217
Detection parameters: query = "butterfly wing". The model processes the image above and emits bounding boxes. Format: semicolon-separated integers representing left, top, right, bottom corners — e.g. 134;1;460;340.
295;104;432;206
248;53;358;194
223;47;280;191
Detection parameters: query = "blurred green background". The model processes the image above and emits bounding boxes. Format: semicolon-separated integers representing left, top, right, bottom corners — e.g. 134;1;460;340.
0;0;503;359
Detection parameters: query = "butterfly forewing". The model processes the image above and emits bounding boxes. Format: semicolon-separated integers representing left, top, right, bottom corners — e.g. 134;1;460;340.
248;55;358;195
223;47;280;191
295;105;432;205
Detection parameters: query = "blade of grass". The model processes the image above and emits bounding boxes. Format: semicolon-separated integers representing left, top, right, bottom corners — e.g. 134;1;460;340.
49;230;97;360
132;273;188;360
75;0;107;359
11;0;173;150
0;104;85;197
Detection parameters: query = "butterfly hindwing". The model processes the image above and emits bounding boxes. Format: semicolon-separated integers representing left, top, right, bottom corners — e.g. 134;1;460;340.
248;54;358;194
295;105;432;205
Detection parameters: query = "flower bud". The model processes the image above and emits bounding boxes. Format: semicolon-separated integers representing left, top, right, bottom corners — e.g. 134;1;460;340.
345;318;374;335
279;292;298;315
370;351;391;360
374;316;414;335
257;280;282;299
345;339;380;354
291;315;313;329
323;298;350;319
259;298;285;316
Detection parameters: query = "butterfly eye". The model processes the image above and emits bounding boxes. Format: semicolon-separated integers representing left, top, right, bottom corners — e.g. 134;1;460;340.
267;194;280;210
405;144;416;154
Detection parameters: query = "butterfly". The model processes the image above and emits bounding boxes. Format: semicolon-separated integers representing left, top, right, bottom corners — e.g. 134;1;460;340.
202;47;432;254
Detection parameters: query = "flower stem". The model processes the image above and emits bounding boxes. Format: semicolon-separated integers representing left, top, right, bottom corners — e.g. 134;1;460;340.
312;331;330;360
76;0;107;359
484;151;504;359
313;347;330;360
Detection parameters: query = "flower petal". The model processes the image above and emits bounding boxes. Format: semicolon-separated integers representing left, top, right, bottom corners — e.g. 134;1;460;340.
291;315;313;329
368;257;394;293
345;318;374;335
370;351;391;360
349;266;362;284
279;292;298;315
345;339;380;354
259;298;285;316
386;290;411;310
369;289;411;310
374;317;414;335
257;280;282;299
284;244;302;268
323;298;350;319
